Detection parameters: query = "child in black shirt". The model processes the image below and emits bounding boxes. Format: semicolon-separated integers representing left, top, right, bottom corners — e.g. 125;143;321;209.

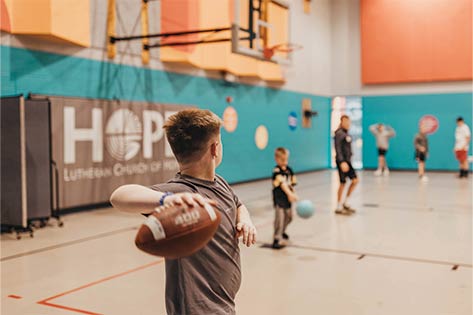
272;147;298;249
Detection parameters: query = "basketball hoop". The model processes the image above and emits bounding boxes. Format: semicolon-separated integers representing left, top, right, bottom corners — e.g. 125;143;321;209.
263;43;303;60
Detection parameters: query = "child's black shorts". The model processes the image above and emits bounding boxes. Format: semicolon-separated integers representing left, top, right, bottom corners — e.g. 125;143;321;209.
378;148;387;156
415;151;427;162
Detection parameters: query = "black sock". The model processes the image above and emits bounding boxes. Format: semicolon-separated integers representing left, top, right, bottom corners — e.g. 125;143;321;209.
463;170;469;177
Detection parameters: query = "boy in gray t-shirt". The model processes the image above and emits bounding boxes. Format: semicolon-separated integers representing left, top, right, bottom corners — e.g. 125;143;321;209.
369;123;396;176
110;109;257;315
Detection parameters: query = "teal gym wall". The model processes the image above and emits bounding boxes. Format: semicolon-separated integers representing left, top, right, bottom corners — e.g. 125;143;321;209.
362;93;473;171
0;45;331;183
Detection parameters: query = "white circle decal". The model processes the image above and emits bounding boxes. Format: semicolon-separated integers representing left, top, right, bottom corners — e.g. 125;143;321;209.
223;106;238;132
255;125;269;150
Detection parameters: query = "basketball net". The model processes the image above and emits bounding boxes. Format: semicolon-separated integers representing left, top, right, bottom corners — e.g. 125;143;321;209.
263;43;303;60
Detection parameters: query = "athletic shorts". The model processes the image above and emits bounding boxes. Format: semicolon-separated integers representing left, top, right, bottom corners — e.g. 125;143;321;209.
415;151;426;162
455;150;468;162
336;161;357;184
378;148;387;156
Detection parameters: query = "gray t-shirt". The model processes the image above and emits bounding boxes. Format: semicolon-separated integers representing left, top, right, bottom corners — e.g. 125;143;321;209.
414;133;429;153
150;173;242;315
369;125;396;149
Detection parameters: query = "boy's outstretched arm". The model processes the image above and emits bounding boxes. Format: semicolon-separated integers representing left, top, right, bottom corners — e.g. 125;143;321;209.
236;205;257;247
110;184;216;214
280;182;298;202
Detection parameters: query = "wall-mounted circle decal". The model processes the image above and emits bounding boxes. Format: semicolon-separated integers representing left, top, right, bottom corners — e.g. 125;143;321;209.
223;106;238;132
419;115;439;135
255;125;269;150
288;111;298;131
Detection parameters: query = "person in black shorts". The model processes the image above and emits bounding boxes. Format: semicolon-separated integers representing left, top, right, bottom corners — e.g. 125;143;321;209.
369;123;396;176
334;115;359;215
414;128;429;182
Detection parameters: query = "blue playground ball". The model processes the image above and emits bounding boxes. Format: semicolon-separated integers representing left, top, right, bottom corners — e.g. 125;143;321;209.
296;200;315;219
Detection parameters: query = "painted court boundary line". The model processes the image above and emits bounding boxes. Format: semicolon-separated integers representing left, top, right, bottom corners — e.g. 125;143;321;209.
285;243;472;269
32;220;274;314
2;218;275;261
1;226;138;262
36;260;164;315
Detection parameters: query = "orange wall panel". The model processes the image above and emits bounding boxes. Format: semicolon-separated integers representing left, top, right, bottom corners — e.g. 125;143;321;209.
161;0;199;53
51;0;90;47
1;0;12;32
1;0;90;46
11;0;51;34
361;0;472;84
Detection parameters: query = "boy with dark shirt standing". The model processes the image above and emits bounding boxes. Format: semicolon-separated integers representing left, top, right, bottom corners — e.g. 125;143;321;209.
272;147;298;249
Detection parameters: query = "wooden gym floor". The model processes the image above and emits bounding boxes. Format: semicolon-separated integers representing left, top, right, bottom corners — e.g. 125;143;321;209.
1;171;471;315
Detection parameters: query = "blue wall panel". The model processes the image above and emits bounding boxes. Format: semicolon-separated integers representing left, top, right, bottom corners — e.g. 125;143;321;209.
1;45;331;183
363;93;472;170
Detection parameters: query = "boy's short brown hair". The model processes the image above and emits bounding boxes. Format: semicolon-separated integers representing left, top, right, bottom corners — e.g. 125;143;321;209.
274;147;289;158
164;109;221;164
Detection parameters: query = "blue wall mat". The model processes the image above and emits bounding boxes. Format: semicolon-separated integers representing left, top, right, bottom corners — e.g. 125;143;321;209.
1;45;331;183
363;93;473;171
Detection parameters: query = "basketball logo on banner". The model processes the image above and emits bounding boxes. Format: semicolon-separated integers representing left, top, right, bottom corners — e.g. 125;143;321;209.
30;94;189;209
105;109;142;161
419;115;439;135
288;111;298;131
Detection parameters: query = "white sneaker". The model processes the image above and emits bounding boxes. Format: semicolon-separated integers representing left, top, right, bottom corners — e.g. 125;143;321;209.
374;169;382;176
420;175;429;182
383;168;390;176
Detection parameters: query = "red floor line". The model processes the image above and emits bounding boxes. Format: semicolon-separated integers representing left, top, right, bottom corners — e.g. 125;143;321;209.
37;301;102;315
36;259;164;314
36;222;270;315
38;260;163;302
7;294;23;299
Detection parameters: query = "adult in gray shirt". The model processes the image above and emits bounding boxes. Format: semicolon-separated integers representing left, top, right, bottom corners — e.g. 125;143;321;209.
369;123;396;176
110;109;257;315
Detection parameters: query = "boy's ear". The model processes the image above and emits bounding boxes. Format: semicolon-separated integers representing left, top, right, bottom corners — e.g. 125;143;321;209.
210;142;218;157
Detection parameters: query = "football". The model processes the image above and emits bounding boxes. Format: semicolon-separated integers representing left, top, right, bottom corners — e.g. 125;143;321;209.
135;202;221;259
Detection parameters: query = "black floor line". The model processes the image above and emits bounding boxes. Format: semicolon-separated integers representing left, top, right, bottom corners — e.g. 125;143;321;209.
247;197;469;215
1;226;138;262
362;204;379;208
257;242;472;268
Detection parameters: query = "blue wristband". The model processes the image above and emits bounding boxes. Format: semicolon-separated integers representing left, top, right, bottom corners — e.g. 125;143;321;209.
159;192;173;206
